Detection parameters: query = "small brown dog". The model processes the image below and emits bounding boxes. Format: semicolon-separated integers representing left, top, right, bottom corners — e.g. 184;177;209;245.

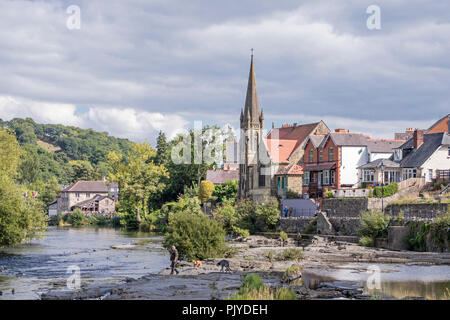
193;260;203;268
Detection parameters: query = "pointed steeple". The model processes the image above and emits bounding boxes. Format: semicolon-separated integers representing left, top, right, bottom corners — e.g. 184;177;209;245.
243;53;259;124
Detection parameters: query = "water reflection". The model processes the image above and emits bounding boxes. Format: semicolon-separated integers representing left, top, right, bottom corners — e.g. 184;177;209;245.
0;226;168;300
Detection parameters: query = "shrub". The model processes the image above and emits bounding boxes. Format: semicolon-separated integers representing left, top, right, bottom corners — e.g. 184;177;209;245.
212;180;238;204
408;221;430;251
286;190;300;199
198;180;215;204
276;248;304;261
284;265;301;277
163;210;226;261
264;249;276;262
325;190;334;198
231;226;250;238
296;232;302;241
304;218;317;234
359;236;374;247
236;197;280;234
373;183;398;198
68;208;85;226
279;231;288;242
428;210;450;252
358;210;391;239
227;274;296;300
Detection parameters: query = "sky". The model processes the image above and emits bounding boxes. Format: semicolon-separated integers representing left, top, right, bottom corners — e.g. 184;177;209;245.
0;0;449;144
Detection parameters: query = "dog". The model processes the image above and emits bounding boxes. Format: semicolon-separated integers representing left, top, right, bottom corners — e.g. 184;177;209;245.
217;259;232;273
193;260;203;268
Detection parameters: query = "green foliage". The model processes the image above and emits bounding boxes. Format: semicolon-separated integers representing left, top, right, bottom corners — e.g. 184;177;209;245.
108;143;169;229
1;117;134;185
264;249;276;262
68;208;85;226
235;197;280;234
296;232;302;241
373;183;398;198
0;129;47;247
304;218;317;234
359;236;375;247
325;190;334;198
86;215;109;226
358;210;391;239
275;248;304;261
198;180;215;204
428;210;450;252
212;180;238;204
408;221;430;251
213;199;241;236
279;231;288;241
286;190;300;199
227;274;296;300
163;209;226;260
0;173;47;247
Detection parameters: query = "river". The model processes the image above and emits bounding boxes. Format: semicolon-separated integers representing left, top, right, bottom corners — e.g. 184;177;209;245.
0;226;168;300
1;227;449;300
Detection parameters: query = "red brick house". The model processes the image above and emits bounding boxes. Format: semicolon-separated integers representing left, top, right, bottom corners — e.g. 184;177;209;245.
302;129;369;198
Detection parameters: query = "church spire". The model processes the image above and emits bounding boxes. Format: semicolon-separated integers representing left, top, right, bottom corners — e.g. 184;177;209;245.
243;52;259;124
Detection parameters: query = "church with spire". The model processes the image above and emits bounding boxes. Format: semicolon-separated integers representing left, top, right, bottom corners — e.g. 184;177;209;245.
238;53;266;199
238;54;330;201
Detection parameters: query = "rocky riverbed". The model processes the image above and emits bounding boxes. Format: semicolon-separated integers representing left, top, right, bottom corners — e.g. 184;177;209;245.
41;235;450;300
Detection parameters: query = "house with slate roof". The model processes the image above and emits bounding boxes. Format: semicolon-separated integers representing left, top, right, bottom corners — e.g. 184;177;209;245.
359;115;450;186
55;180;118;215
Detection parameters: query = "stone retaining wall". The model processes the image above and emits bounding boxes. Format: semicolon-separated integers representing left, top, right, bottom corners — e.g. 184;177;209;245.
386;203;448;221
322;198;368;218
277;217;315;233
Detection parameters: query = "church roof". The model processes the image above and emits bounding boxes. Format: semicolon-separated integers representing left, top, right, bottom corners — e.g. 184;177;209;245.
265;139;298;164
243;54;260;124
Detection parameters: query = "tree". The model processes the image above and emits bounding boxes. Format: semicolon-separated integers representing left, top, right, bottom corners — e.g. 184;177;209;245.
213;180;238;204
198;180;215;204
0;128;47;247
69;160;100;182
0;127;23;177
108;143;169;229
163;209;226;260
155;131;169;166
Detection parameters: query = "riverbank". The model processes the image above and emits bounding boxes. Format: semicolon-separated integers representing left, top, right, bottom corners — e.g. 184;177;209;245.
41;235;450;300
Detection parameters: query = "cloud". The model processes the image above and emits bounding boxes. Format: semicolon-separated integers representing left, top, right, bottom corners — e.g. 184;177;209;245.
0;95;188;142
0;0;449;142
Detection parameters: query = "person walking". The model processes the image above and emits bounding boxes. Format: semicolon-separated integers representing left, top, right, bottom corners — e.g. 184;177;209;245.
170;245;179;275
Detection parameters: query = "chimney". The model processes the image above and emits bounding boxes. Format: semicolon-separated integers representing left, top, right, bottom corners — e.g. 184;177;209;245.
335;128;346;133
406;128;414;134
413;129;424;149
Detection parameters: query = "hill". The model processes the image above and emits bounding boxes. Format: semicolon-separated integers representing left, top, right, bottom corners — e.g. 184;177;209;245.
0;117;135;184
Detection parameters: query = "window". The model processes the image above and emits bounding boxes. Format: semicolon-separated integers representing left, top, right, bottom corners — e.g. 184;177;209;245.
258;165;265;187
323;170;330;185
309;149;314;163
448;146;450;157
363;170;374;182
330;170;335;185
303;172;310;186
328;147;334;161
319;150;323;162
403;168;417;180
310;171;315;183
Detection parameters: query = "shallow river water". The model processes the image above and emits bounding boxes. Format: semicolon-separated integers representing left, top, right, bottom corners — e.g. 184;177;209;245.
0;226;168;300
1;227;449;300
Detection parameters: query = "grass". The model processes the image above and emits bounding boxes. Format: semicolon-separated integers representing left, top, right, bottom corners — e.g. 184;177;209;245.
227;274;297;300
275;248;304;261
